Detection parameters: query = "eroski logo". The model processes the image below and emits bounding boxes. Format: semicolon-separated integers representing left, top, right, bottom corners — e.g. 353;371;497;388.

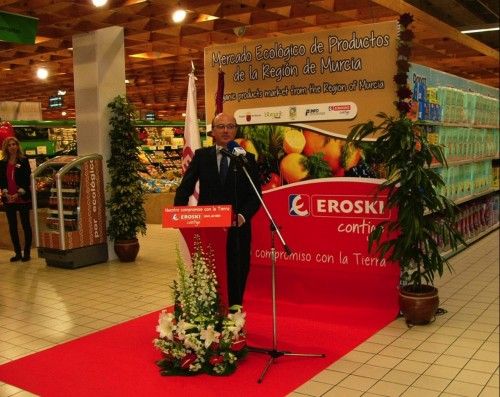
288;194;310;216
312;195;389;219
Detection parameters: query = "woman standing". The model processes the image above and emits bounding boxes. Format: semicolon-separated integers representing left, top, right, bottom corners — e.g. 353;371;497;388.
0;137;32;262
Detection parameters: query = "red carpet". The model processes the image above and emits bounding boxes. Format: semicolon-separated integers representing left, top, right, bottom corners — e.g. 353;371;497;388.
0;263;399;396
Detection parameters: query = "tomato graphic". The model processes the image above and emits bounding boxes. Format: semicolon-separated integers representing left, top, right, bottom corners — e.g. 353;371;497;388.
262;172;281;191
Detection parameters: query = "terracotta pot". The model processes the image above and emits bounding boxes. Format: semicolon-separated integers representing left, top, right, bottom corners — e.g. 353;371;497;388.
114;238;139;262
399;285;439;326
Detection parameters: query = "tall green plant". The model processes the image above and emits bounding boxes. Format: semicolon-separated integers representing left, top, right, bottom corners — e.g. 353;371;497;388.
347;113;464;290
347;13;464;291
106;95;146;241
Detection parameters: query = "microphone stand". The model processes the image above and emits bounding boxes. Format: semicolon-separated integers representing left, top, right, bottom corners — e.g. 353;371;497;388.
232;155;326;384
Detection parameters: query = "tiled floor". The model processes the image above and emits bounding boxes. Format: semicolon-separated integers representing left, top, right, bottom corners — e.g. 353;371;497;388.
0;226;498;397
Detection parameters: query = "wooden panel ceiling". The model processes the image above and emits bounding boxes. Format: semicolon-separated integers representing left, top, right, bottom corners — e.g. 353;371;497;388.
0;0;498;121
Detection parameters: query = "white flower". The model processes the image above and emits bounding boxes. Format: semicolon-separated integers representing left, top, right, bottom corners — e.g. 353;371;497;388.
176;318;195;340
200;325;221;348
184;333;201;351
156;310;175;339
228;310;246;329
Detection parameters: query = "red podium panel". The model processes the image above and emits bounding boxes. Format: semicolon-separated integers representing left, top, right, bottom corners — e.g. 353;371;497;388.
163;205;232;310
180;228;229;310
163;205;232;228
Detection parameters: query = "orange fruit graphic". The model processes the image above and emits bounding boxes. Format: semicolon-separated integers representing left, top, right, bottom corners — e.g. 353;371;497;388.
303;129;327;156
280;153;308;183
320;138;344;172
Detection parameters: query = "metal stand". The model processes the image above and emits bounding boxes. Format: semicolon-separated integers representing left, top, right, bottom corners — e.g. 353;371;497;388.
237;162;326;383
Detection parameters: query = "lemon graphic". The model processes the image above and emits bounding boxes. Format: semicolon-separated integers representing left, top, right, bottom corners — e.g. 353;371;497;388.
283;127;306;154
280;153;308;183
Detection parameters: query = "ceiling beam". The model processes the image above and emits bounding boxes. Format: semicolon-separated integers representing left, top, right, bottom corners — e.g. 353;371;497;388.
371;0;499;60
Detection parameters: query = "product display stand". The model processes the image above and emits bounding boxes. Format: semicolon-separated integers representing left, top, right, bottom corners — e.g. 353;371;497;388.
235;157;326;383
31;154;108;268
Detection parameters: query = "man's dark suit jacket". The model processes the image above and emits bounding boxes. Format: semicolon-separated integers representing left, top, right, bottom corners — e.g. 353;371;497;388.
174;146;262;306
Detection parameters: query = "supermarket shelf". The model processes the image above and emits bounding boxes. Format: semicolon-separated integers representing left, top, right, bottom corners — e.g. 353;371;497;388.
453;188;499;206
442;222;500;260
416;120;499;129
141;145;181;151
423;188;499;215
50;188;79;194
48;210;78;216
430;156;497;168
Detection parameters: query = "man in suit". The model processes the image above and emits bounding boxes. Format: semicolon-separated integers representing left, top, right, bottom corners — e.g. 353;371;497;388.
174;112;261;307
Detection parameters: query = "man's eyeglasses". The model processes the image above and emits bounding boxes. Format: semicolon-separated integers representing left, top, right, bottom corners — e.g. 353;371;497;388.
214;124;237;130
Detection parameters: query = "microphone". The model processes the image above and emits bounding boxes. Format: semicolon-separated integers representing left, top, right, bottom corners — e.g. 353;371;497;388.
220;141;249;164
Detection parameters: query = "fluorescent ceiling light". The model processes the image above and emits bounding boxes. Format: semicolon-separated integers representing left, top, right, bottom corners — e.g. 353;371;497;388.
129;52;172;59
461;26;499;34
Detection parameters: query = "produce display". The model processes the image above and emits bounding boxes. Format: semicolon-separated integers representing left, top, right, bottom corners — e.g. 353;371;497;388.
138;147;182;193
238;124;377;191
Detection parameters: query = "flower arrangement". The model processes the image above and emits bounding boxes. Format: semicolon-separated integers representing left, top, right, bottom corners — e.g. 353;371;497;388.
153;236;247;376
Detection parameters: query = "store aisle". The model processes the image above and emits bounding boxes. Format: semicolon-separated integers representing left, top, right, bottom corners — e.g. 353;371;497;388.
0;226;498;397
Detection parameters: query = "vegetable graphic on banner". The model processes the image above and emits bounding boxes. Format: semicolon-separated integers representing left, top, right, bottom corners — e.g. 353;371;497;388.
237;124;374;190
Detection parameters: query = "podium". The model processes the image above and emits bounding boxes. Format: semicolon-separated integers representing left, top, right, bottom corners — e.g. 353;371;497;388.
163;205;233;309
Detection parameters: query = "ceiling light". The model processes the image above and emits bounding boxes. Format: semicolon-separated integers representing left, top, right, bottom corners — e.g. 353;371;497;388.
36;67;48;80
129;52;171;59
460;25;499;34
91;0;108;7
172;9;187;23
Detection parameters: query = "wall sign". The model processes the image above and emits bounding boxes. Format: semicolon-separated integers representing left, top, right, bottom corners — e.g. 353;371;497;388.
204;21;398;135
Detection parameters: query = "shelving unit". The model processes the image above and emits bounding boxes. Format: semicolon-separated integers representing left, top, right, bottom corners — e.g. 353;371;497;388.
442;222;499;260
31;154;108;268
409;64;500;260
46;170;80;232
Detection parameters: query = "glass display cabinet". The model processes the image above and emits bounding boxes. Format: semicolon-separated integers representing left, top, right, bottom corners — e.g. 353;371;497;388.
31;154;108;268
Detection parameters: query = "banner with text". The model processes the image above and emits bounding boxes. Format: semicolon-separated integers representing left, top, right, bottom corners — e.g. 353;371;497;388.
204;21;398;135
250;178;400;306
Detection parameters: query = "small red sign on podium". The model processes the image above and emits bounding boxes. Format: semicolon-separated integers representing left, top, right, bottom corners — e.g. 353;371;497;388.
162;205;233;228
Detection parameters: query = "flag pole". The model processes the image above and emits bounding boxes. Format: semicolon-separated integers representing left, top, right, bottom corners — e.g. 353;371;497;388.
183;61;201;205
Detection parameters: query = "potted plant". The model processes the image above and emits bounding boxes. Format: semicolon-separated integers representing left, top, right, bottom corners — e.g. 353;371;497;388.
347;13;465;325
106;95;147;262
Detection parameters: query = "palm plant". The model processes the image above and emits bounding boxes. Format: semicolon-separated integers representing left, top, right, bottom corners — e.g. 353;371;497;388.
347;113;465;291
